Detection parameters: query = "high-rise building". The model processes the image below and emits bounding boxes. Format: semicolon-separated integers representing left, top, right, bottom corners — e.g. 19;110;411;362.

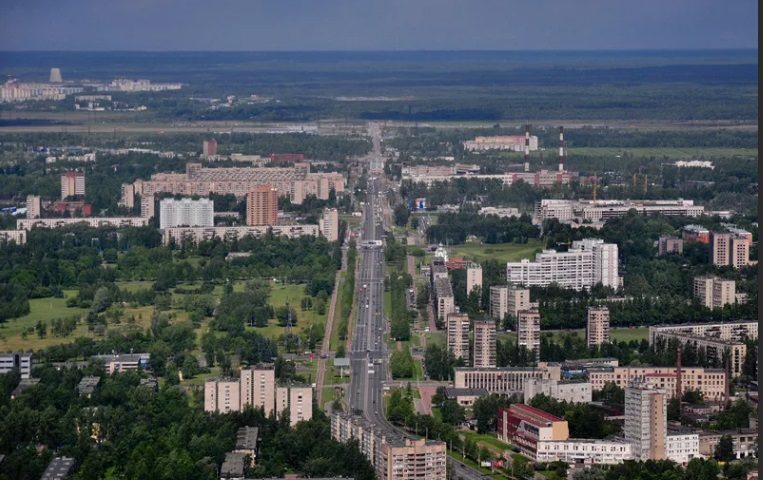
586;306;610;348
140;194;155;220
517;309;541;360
693;276;735;309
625;382;667;461
658;236;683;256
25;195;41;219
489;285;508;320
319;208;339;241
507;286;531;318
379;438;447;480
202;138;218;156
246;185;278;226
204;378;241;414
434;277;455;322
572;238;619;288
711;232;749;269
276;385;313;426
60;171;85;199
446;313;470;363
466;263;482;297
240;364;276;416
49;67;63;83
159;198;214;229
473;319;496;368
119;183;135;209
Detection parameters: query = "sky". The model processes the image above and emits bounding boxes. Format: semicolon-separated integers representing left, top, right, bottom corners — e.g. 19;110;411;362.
0;0;757;51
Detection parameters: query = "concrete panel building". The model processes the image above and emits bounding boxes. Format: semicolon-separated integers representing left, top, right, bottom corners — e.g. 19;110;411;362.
240;364;276;416
658;236;683;255
517;309;541;360
246;185;278;226
433;277;455;322
523;378;592;404
276;385;313;426
489;285;508;320
446;313;470;363
586;306;610;348
587;366;726;401
465;262;482;296
472;319;496;368
141;194;155;220
0;230;26;245
711;231;750;268
162;224;319;245
453;364;561;395
319;207;339;242
26;194;41;219
205;378;242;414
693;276;736;309
625;382;667;461
61;171;85;199
0;352;32;379
507;286;531;319
159;197;214;229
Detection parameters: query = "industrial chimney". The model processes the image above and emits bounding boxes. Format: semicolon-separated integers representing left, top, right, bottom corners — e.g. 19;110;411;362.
558;126;565;172
523;124;531;172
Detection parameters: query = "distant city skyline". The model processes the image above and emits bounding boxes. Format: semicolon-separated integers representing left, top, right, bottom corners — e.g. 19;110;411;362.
0;0;757;51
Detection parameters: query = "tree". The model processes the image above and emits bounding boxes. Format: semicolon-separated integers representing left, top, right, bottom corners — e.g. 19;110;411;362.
472;394;512;433
714;434;735;462
439;399;465;426
390;350;414;379
91;286;113;313
393;204;410;227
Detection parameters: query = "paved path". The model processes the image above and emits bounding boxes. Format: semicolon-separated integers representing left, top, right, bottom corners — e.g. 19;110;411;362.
417;384;438;415
316;248;346;406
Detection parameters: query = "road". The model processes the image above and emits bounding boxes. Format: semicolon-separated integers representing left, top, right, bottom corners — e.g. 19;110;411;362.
346;124;486;480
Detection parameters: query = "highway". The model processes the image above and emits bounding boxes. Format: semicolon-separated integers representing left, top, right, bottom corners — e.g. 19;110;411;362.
346;124;487;480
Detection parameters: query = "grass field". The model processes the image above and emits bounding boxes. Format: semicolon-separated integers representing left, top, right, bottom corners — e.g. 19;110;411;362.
0;291;89;351
460;431;513;455
449;240;544;263
246;283;327;342
542;327;648;343
570;147;758;159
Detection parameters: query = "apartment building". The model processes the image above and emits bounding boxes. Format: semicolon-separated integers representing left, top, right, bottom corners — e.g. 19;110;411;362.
507;286;531;318
698;430;758;460
666;431;700;464
119;184;135;209
586;306;610;348
463;135;539;152
331;413;447;480
276;385;313;426
141;194;155;219
240;364;276;415
205;378;242;414
61;171;85;199
489;285;508;320
453;364;561;395
162;224;319;245
446;313;470;363
319;207;340;242
658;236;684;255
711;231;750;268
587;366;726;401
523;378;592;404
650;331;748;378
0;229;26;245
625;382;667;461
472;319;496;368
0;352;32;379
465;262;482;296
504;238;620;291
26;194;41;219
648;321;758;343
693;276;736;309
202;138;218;156
517;309;541;360
159;197;214;229
433;277;455;322
246;185;278;226
17;217;150;230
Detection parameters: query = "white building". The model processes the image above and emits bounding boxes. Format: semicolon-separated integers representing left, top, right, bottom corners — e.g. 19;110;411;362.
0;352;32;379
536;439;632;465
535;199;704;224
319;208;340;242
506;239;618;291
666;432;700;464
466;262;482;296
524;378;592;404
159;198;214;229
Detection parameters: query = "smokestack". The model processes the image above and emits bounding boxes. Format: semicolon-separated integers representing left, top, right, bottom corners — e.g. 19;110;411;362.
524;124;530;172
558;126;565;172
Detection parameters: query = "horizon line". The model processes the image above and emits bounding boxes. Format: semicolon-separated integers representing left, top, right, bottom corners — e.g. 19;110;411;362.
0;47;757;54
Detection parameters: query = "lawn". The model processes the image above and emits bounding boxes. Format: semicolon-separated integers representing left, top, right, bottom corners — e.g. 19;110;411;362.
247;283;327;343
542;326;648;343
460;430;513;455
425;331;446;347
449;240;544;263
0;291;90;351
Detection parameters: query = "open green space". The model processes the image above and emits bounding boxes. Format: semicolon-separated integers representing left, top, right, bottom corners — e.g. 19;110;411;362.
460;430;513;455
542;326;648;343
448;240;544;263
570;147;758;159
0;291;89;351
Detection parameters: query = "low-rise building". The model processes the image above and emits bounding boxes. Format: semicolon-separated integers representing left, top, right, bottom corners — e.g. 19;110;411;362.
220;451;245;480
17;216;149;230
443;387;488;407
453;364;561;395
693;275;736;309
536;439;632;465
0;229;27;245
41;456;75;480
666;431;700;464
233;426;258;461
78;376;100;398
523;378;592;404
162;224;319;245
698;429;758;460
682;225;710;244
587;366;726;401
497;403;569;457
92;353;150;374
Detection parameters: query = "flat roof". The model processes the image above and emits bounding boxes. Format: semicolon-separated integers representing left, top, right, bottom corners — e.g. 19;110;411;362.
41;456;75;480
444;387;488;397
221;452;245;477
236;426;258;451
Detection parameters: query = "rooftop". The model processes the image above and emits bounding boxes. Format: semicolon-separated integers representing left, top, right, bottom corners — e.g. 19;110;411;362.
41;456;75;480
236;426;259;451
510;403;564;425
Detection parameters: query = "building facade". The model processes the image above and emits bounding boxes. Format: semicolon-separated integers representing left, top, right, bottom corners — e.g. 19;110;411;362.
625;383;667;461
319;208;340;242
246;185;278;226
446;313;470;363
507;286;531;319
693;276;736;309
523;378;592;404
0;352;32;379
658;236;684;255
489;285;508;320
433;277;455;322
61;171;86;199
26;194;41;219
711;231;750;269
453;364;561;395
465;263;482;296
588;366;726;401
162;224;319;245
586;306;610;348
517;309;541;360
472;319;496;368
159;197;214;229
